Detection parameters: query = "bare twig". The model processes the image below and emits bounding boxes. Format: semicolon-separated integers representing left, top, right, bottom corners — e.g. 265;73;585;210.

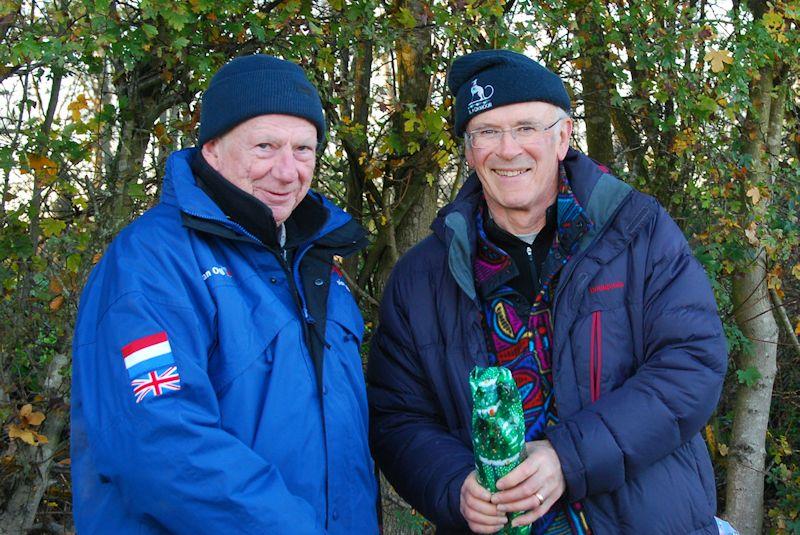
769;288;800;358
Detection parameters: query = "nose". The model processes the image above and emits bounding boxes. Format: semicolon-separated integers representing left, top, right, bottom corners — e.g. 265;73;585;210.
496;130;523;159
271;145;298;182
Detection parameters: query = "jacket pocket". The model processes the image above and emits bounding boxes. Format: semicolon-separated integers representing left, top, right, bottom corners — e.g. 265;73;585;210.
590;311;602;402
570;306;635;408
209;286;295;393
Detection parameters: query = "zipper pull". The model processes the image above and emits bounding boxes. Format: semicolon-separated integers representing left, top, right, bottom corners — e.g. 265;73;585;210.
302;307;316;325
526;246;533;261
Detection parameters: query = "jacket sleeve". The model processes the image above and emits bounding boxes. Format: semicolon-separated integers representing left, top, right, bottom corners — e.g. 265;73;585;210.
545;208;728;501
73;290;324;534
367;265;474;530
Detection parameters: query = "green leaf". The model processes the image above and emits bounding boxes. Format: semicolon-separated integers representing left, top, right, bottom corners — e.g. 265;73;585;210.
396;7;416;29
736;366;762;388
128;182;145;198
40;219;66;238
66;254;82;273
694;95;718;120
142;24;158;39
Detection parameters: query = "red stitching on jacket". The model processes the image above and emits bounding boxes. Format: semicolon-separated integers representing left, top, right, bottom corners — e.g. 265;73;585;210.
590;311;603;402
589;281;624;294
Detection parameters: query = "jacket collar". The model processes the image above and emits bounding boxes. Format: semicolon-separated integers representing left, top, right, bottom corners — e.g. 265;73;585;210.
433;148;633;301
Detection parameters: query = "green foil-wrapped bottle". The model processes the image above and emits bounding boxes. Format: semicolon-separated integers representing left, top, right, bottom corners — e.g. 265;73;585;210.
470;366;531;535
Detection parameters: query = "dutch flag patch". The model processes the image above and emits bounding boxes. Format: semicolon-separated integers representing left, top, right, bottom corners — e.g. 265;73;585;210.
121;332;181;403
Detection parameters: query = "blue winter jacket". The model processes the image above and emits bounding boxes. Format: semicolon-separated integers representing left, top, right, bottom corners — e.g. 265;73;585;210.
71;148;378;534
368;149;727;534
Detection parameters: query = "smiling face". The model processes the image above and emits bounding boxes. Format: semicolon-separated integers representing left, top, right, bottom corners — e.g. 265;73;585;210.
201;114;318;226
465;101;572;234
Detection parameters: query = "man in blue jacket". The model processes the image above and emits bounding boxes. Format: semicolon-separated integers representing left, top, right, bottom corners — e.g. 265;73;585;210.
71;54;378;534
368;50;727;534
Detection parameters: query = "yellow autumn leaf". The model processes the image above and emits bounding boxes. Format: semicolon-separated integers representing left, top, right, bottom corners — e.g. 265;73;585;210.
795;320;800;336
19;404;32;418
49;295;64;312
49;278;63;294
718;443;729;456
26;410;46;427
791;264;800;280
27;153;58;176
767;273;782;291
67;93;88;122
8;424;36;445
763;10;784;31
746;186;761;204
705;49;733;73
33;432;48;444
744;221;759;245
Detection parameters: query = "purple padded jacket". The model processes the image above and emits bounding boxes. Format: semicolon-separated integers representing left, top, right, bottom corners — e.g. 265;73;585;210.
367;148;727;535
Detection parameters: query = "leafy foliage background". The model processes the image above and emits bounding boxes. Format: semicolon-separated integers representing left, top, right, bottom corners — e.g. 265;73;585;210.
0;0;798;532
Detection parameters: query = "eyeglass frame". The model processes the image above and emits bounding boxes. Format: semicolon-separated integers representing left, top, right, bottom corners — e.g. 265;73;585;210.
465;117;566;149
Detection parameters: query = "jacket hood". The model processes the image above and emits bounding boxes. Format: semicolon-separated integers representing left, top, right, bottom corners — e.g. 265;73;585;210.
161;148;364;249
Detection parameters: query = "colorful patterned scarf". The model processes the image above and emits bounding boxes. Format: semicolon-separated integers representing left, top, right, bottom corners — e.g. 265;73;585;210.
473;164;593;535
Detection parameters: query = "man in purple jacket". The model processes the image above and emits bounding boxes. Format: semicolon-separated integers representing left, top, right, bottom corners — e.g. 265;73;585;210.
367;49;727;534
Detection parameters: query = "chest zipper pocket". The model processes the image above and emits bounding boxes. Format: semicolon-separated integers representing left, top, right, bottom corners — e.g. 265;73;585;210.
590;311;603;403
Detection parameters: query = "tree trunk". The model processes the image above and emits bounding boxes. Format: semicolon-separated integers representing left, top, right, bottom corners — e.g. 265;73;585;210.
391;0;439;256
725;57;784;535
106;56;180;230
575;3;615;166
371;0;440;294
339;34;374;283
1;354;70;533
727;251;778;535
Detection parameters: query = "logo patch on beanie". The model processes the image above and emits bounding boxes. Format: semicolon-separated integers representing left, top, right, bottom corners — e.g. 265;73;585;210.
468;78;494;115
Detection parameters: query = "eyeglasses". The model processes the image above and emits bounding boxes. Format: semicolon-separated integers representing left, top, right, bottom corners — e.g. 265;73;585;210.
465;117;564;150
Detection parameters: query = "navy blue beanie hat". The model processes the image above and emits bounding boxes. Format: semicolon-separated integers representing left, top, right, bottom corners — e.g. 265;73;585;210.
198;54;326;147
447;49;571;137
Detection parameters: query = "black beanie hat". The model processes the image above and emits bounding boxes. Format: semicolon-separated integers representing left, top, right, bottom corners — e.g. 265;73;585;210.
198;54;326;147
447;49;571;137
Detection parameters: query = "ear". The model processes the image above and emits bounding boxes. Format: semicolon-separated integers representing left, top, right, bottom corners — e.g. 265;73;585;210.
201;138;221;170
464;142;475;168
557;117;573;161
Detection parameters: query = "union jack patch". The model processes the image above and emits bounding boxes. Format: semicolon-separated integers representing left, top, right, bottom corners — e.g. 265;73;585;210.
131;365;181;403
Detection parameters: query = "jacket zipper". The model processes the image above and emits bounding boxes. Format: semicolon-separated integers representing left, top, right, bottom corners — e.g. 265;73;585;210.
184;207;364;529
590;311;603;402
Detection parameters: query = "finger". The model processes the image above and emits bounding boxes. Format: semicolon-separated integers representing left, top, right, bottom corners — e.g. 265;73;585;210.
495;493;543;514
509;509;538;529
495;456;538;491
464;511;508;533
464;493;504;516
509;495;558;528
462;472;492;502
492;473;545;505
468;520;507;534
